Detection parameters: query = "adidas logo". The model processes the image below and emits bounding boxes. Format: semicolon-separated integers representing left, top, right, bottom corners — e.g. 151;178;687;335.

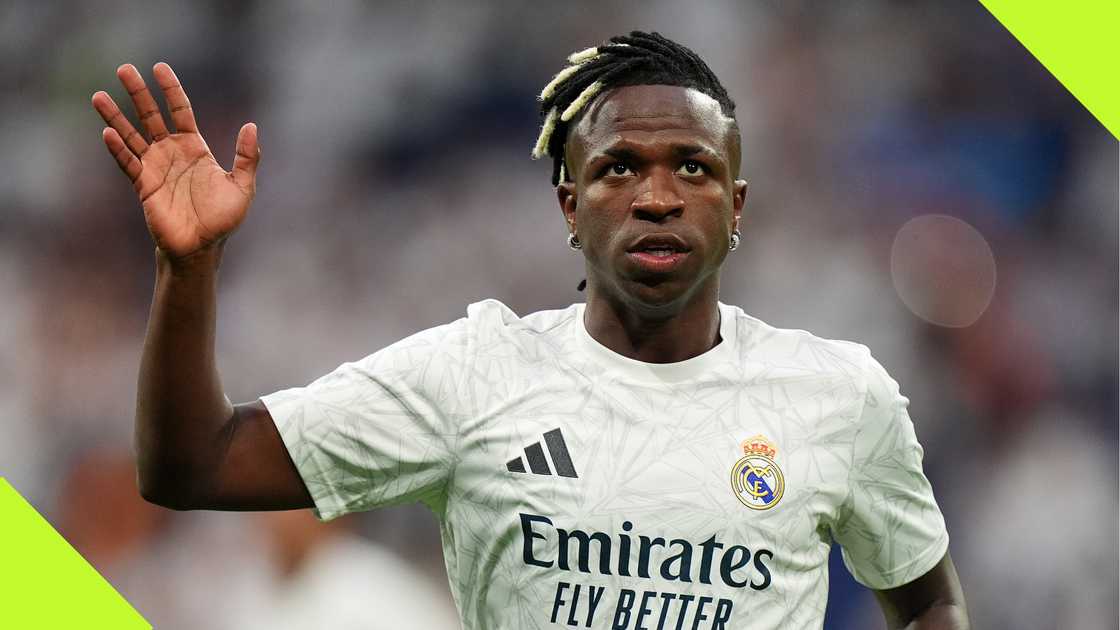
506;428;578;478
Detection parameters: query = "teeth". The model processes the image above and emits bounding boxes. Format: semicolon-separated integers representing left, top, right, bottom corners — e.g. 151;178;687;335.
645;249;673;257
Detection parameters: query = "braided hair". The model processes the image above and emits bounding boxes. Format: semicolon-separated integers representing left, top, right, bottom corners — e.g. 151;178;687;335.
532;31;737;186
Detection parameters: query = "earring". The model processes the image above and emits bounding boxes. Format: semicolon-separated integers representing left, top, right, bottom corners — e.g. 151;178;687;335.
729;230;741;252
568;233;582;250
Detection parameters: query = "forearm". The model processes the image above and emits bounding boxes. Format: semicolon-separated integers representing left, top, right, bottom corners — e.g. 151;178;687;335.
135;244;233;507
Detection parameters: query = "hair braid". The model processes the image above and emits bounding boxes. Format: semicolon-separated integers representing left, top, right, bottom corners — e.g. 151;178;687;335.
531;30;736;186
531;31;738;292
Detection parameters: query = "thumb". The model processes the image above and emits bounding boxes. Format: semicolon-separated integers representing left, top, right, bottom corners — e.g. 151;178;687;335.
231;122;260;191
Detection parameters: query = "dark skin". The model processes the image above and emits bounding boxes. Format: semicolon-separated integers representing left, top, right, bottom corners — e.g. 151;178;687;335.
93;64;967;628
91;63;311;512
557;85;745;364
558;84;969;629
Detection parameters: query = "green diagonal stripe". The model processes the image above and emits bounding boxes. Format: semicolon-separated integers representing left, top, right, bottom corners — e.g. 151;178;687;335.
979;0;1119;139
0;478;150;629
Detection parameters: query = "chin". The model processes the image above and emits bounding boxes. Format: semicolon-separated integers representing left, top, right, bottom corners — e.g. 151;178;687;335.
620;277;694;312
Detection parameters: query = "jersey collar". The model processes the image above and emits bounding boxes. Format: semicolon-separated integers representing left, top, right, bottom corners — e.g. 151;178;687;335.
573;302;736;383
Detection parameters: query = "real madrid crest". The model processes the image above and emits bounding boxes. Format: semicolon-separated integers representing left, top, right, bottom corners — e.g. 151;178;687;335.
731;435;784;510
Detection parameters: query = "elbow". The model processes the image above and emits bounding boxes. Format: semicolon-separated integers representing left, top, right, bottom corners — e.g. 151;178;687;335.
903;600;970;630
135;466;201;511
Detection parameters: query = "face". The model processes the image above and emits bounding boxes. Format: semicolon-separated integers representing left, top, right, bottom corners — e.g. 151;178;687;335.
557;84;747;313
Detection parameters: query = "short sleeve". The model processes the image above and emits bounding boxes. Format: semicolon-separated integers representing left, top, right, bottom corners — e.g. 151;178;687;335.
260;316;473;522
831;351;949;590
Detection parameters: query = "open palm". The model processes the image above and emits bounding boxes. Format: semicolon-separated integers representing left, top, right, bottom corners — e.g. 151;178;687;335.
92;63;260;258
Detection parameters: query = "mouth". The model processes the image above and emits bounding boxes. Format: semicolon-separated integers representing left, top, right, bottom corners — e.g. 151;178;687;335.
626;233;691;255
624;234;692;274
625;248;690;273
634;247;681;257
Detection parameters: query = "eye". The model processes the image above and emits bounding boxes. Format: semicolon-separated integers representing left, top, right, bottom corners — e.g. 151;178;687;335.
677;160;705;176
605;162;635;177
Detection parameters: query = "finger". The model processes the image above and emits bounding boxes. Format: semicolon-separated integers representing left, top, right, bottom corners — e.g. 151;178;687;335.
102;127;144;185
152;62;198;133
92;91;149;157
231;122;260;191
116;63;170;142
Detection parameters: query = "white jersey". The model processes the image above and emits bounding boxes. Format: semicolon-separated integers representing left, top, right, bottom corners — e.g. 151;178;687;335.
262;299;948;630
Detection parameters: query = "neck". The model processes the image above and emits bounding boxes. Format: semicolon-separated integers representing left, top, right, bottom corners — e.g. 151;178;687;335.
583;280;722;363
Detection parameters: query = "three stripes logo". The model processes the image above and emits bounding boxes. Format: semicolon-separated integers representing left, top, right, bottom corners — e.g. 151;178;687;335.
506;428;578;478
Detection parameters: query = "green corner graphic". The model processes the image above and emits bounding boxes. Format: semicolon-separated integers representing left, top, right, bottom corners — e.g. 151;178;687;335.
979;0;1119;140
0;478;150;629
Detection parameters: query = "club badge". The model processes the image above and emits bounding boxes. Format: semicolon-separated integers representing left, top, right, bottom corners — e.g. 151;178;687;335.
731;435;784;510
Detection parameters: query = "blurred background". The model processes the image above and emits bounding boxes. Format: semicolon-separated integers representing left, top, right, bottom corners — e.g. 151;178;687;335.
0;1;1116;628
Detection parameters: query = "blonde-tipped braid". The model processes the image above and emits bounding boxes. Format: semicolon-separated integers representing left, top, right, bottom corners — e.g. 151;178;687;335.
531;31;737;189
539;62;589;102
531;107;559;159
532;44;628;162
566;46;601;64
530;80;604;164
560;81;604;122
533;55;601;162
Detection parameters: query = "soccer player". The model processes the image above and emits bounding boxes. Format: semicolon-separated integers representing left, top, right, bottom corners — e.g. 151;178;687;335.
92;31;969;630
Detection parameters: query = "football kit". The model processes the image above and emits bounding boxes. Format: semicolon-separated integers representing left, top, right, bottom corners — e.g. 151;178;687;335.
261;299;949;629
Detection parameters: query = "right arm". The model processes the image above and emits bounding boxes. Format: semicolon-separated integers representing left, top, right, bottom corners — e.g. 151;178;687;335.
93;62;312;510
137;245;312;510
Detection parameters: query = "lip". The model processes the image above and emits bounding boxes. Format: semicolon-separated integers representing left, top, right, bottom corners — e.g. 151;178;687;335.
626;250;690;274
627;233;691;254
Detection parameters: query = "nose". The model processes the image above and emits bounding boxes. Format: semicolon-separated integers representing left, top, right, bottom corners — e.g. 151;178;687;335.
631;167;683;222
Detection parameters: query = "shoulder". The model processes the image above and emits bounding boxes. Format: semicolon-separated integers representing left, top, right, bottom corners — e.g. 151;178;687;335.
723;303;872;383
370;299;576;369
466;298;579;339
732;309;912;428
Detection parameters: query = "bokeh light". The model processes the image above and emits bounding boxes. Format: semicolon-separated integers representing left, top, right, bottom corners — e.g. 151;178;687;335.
891;214;997;328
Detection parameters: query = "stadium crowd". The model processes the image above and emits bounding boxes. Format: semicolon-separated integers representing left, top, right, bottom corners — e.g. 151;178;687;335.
0;1;1115;628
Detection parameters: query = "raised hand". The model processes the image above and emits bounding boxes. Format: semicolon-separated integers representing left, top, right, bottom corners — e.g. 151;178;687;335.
92;63;260;260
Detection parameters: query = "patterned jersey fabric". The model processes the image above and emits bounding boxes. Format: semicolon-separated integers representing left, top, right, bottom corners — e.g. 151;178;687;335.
262;299;948;629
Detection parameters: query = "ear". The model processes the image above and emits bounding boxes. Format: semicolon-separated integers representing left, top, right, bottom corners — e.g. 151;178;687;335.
731;178;748;232
557;181;578;234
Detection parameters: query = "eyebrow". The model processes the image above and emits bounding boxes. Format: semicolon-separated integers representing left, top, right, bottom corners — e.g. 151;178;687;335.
594;143;721;164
